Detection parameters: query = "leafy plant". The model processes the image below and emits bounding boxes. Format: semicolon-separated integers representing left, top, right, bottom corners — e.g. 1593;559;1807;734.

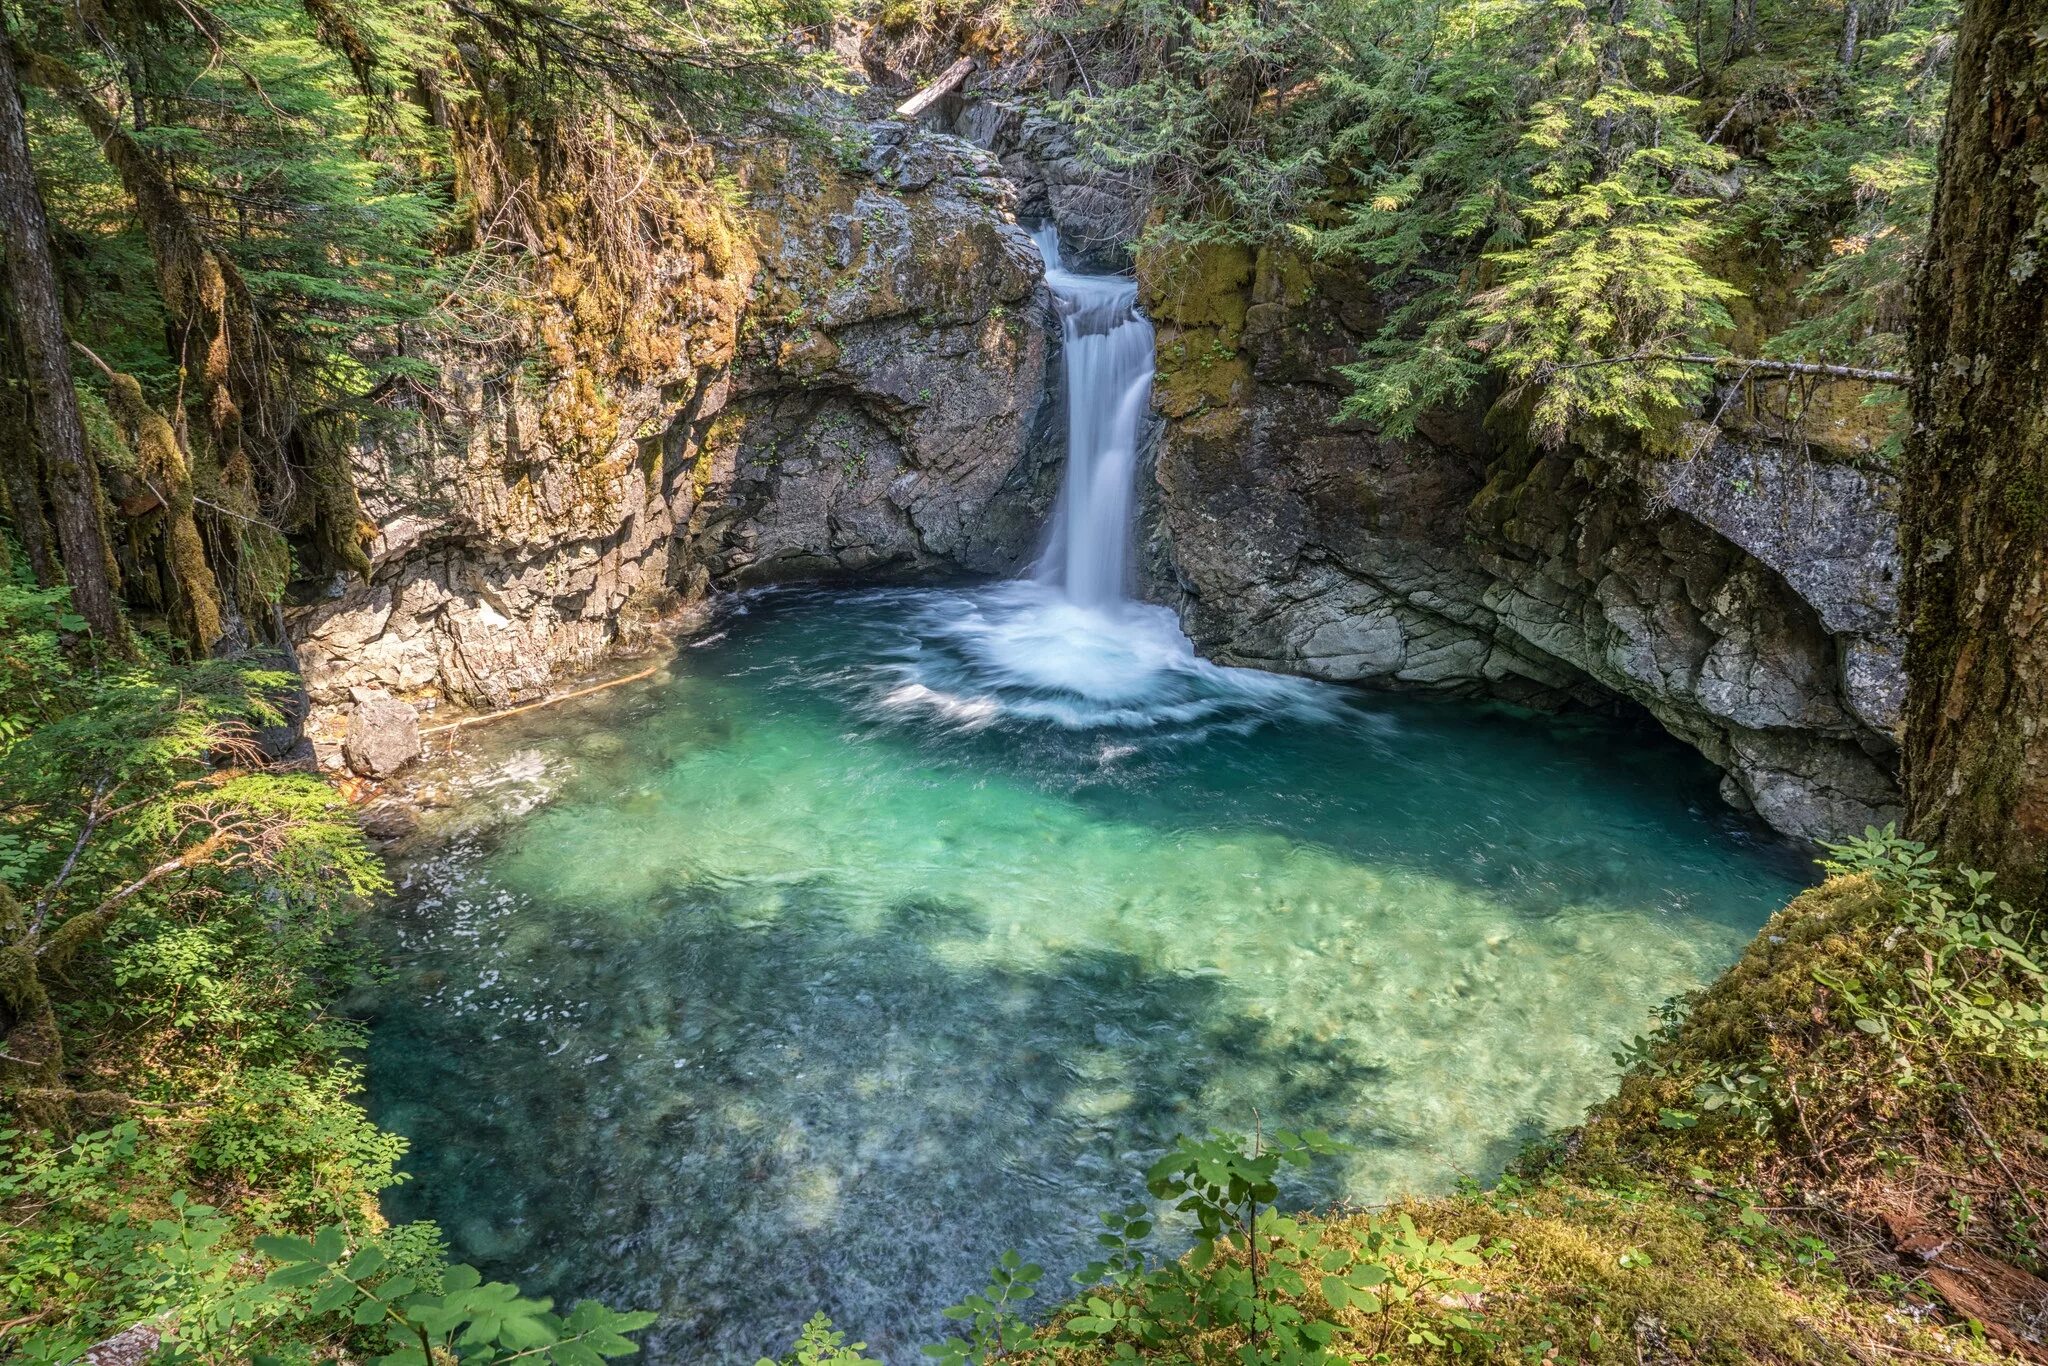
1816;826;2048;1066
911;1128;1498;1364
0;554;653;1363
759;1313;883;1366
242;1230;656;1365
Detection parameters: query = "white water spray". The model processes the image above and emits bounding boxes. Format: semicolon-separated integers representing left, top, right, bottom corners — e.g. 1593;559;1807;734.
860;224;1334;733
1031;225;1155;609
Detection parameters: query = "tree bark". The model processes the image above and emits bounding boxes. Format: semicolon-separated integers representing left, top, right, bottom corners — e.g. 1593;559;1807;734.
0;280;58;586
1725;0;1758;60
0;27;126;646
894;56;974;120
1900;0;2048;902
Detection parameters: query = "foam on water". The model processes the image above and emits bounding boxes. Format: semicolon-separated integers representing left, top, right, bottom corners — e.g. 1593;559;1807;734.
868;582;1339;734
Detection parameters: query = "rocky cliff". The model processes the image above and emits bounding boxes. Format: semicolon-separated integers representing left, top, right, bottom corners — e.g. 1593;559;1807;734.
1129;238;1903;841
290;125;1057;758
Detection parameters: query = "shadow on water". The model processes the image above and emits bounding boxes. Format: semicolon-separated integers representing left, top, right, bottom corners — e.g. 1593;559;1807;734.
369;875;1395;1364
364;585;1811;1364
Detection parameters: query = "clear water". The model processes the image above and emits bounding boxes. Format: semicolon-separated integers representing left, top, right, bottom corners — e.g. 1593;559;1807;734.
364;583;1807;1364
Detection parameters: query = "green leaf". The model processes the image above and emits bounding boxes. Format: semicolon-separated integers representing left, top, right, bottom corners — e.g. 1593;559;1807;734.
254;1234;316;1264
264;1262;333;1289
346;1247;389;1279
311;1225;347;1264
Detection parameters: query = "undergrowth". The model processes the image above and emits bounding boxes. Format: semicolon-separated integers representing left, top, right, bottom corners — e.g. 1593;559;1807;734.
0;562;652;1365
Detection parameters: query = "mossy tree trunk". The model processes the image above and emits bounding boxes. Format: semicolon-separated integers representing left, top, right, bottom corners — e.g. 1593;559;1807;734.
0;286;59;586
1900;0;2048;902
0;25;126;647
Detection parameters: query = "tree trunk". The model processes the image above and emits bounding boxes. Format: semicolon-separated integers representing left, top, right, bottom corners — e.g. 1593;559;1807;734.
1841;0;1861;68
0;281;59;586
1595;0;1627;169
0;29;126;646
1900;0;2048;902
1726;0;1758;60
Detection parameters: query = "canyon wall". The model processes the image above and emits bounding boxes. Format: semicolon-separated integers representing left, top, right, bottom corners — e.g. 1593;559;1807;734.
1124;239;1902;841
297;54;1906;842
291;126;1058;745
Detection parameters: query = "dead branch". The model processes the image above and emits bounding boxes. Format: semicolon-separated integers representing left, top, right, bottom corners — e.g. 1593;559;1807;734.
895;56;975;120
1550;351;1910;385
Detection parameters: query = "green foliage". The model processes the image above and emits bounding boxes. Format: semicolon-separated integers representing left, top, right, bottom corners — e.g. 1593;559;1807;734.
1745;0;1956;374
1047;0;1956;446
29;0;444;380
759;1312;884;1366
1316;0;1801;444
238;1230;657;1365
904;1129;1496;1364
924;1250;1048;1364
1814;827;2048;1067
0;553;652;1363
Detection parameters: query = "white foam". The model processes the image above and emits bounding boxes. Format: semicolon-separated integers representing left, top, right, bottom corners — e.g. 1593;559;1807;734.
862;582;1342;736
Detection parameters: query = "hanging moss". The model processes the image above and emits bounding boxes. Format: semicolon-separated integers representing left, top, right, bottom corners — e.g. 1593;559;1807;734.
101;371;223;653
297;416;376;582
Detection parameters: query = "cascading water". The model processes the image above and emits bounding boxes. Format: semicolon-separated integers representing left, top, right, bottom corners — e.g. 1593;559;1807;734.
844;224;1324;734
1030;225;1155;610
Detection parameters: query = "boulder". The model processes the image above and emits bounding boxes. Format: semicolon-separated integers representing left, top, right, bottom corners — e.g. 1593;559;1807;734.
343;696;422;779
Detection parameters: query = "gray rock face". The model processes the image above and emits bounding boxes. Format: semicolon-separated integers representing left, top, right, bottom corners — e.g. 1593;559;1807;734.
1140;242;1903;843
682;132;1061;587
946;97;1138;271
343;696;422;779
291;125;1057;738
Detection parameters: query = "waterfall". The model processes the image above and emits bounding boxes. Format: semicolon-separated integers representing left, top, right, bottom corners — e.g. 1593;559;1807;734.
1031;225;1155;611
848;222;1323;729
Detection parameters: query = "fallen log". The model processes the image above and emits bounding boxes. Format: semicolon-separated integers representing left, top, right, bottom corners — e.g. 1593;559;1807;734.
896;56;974;119
419;661;665;739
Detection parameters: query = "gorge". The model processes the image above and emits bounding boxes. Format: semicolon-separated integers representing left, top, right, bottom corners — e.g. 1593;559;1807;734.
297;98;1905;850
359;222;1809;1362
17;0;2029;1360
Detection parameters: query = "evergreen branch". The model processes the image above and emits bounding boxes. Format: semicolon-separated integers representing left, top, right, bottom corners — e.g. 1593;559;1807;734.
1547;352;1910;384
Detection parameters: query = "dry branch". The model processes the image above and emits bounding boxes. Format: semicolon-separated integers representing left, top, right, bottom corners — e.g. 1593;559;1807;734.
1553;351;1910;384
